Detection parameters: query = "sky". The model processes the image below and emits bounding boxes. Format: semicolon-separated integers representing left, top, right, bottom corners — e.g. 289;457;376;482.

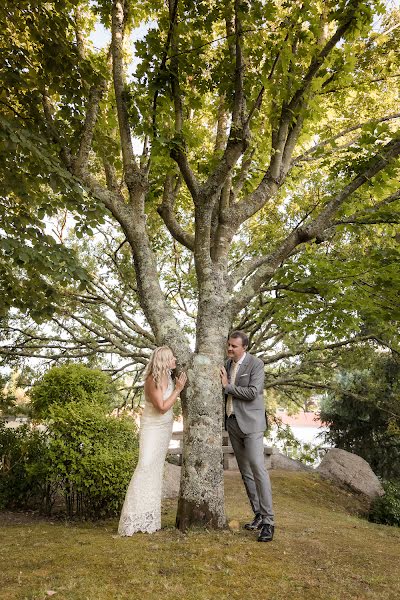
90;21;151;78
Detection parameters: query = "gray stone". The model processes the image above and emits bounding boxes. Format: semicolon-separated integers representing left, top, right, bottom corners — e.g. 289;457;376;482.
270;451;312;472
316;448;384;499
162;462;181;498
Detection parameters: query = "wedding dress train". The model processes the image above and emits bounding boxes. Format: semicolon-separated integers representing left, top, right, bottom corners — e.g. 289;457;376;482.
118;377;174;535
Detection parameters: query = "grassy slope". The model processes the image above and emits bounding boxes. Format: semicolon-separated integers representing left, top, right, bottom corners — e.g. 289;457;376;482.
1;470;399;600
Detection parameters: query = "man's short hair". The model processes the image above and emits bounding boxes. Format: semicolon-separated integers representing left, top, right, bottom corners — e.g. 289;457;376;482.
228;330;249;348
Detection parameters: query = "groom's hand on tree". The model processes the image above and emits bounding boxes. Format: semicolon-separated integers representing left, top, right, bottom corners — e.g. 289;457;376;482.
220;367;228;388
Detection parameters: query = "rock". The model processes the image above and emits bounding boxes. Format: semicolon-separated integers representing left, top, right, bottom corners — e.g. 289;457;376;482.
162;462;181;499
270;451;312;472
316;448;384;499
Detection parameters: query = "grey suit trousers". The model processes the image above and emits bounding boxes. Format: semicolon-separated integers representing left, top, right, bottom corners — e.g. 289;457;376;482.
227;415;274;525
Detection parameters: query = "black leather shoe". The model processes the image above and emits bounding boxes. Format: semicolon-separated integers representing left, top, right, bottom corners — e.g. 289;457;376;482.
257;523;274;542
244;513;263;530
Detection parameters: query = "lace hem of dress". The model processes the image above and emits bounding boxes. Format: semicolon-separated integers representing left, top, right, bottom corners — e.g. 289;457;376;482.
118;511;161;536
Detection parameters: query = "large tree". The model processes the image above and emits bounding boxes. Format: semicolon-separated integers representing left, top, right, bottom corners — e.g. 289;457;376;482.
1;0;400;529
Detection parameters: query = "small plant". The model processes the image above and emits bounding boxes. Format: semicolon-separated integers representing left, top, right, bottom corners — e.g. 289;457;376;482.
368;480;400;527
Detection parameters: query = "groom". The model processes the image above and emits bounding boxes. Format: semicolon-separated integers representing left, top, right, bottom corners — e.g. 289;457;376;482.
220;330;275;542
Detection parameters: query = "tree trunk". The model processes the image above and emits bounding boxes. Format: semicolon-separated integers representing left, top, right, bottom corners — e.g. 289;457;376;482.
176;350;227;530
176;290;232;531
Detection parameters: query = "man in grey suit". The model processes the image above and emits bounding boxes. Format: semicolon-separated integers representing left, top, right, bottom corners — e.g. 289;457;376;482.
220;330;275;542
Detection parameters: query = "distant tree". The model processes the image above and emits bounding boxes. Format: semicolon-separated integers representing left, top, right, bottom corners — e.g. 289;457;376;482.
0;368;33;418
320;352;400;479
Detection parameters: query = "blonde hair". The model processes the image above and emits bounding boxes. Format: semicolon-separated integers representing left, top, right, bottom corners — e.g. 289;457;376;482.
143;346;174;388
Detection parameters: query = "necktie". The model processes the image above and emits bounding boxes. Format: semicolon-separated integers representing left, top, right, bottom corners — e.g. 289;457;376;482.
226;361;239;417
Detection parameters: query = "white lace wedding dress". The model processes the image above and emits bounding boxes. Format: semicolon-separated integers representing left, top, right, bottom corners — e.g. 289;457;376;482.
118;376;174;535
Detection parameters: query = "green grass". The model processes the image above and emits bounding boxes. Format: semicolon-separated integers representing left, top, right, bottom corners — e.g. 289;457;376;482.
1;470;399;600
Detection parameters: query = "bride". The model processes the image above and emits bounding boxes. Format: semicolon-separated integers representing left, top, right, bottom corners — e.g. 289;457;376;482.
118;346;187;535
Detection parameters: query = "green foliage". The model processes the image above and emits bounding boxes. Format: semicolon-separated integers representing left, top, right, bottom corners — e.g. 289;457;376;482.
0;423;52;511
31;364;116;418
0;405;138;519
0;364;140;519
320;353;400;479
369;480;400;527
0;0;105;319
47;401;138;519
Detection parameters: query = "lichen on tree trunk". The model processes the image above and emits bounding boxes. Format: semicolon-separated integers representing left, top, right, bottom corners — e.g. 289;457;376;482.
175;349;227;531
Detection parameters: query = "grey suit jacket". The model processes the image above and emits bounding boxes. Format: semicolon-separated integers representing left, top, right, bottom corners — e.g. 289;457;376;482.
224;353;267;434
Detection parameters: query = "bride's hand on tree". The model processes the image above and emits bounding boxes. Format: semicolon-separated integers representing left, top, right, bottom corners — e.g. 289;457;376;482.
175;372;187;392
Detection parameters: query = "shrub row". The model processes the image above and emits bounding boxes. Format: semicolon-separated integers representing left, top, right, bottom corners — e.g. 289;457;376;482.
0;404;138;519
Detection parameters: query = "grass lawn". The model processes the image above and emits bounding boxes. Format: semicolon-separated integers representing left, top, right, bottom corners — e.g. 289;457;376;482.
1;470;399;600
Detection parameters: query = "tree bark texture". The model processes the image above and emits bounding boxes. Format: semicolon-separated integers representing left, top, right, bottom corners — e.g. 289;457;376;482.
176;351;227;530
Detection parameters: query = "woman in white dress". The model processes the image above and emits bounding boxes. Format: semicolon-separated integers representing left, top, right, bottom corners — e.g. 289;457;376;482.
118;346;187;535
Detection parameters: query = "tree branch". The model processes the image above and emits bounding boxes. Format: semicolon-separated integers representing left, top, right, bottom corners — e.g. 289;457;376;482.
75;81;107;172
41;92;72;168
152;0;180;137
111;0;140;185
157;175;195;250
292;114;400;166
261;335;375;365
231;133;400;311
332;189;400;226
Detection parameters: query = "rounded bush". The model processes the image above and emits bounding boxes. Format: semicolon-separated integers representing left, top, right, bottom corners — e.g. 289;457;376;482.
31;364;115;417
2;365;139;519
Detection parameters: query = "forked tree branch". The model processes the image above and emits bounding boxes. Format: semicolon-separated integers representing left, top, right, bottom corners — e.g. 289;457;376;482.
224;5;364;232
231;134;400;311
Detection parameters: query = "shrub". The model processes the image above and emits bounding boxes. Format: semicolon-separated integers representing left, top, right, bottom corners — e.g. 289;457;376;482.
31;364;115;418
0;407;139;519
1;364;139;519
0;423;54;512
368;480;400;527
47;401;139;518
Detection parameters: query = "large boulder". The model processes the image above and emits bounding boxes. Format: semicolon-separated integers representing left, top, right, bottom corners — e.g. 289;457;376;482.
162;462;181;498
316;448;384;499
270;450;312;472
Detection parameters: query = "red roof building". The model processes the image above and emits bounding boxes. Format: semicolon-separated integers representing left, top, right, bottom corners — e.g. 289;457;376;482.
275;410;323;428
